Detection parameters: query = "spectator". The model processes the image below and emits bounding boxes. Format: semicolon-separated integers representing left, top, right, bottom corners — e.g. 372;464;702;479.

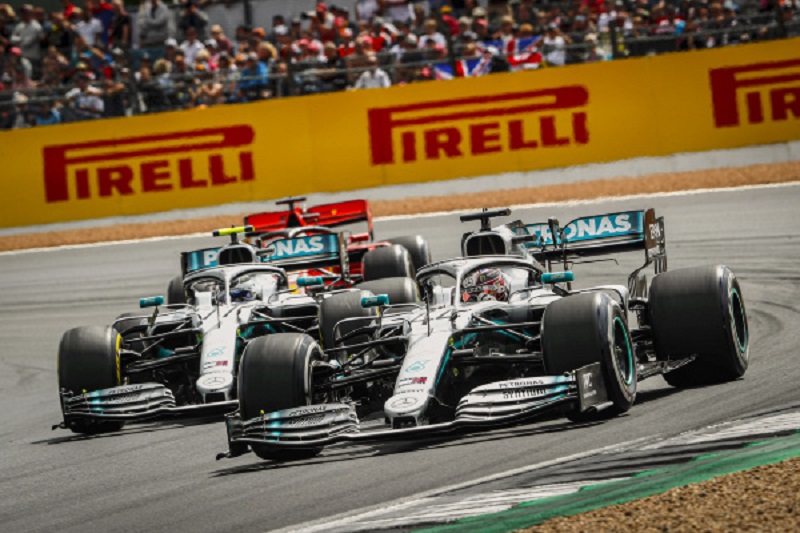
35;98;61;125
190;66;222;107
64;71;103;119
353;53;391;89
0;4;15;48
108;0;130;49
41;45;68;85
11;4;43;77
11;64;35;90
345;36;373;83
163;37;178;62
494;15;516;43
355;0;380;22
61;0;76;19
3;91;34;128
88;0;114;47
74;7;101;47
46;12;73;57
134;51;152;81
314;40;347;92
138;0;172;49
419;18;446;48
70;35;105;77
178;0;208;41
237;51;268;101
542;23;571;66
209;24;231;54
395;32;423;83
180;26;204;64
193;48;211;71
7;45;33;79
101;71;127;116
215;52;238;101
384;0;413;24
308;2;337;42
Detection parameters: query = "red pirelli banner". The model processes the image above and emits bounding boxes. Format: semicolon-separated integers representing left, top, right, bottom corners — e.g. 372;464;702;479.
0;37;798;228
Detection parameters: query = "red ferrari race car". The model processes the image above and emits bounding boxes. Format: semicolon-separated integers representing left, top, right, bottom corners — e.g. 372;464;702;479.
242;196;431;280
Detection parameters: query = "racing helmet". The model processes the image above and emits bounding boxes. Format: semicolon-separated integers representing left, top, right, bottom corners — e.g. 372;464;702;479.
230;275;259;302
461;268;509;303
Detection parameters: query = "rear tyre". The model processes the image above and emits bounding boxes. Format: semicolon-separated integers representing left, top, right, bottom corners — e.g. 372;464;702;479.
362;245;414;281
318;290;378;355
356;277;420;307
238;333;322;461
58;326;124;434
386;235;432;272
167;275;186;305
542;293;637;422
649;265;749;387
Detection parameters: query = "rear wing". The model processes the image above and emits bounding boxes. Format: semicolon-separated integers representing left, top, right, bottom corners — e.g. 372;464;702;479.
260;234;342;267
182;247;221;276
518;208;666;271
180;234;349;277
245;199;373;239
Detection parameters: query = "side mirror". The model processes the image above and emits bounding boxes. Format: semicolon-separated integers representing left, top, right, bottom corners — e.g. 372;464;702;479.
361;294;389;308
140;296;165;308
297;276;324;287
541;271;574;284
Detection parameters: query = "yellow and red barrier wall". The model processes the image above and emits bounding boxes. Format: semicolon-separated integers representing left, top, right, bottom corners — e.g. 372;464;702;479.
1;37;798;228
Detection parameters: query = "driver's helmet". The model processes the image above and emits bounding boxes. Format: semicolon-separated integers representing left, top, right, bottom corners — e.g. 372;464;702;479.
230;274;259;302
461;268;509;303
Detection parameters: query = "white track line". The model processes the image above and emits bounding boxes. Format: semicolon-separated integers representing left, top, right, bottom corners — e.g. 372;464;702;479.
2;181;799;257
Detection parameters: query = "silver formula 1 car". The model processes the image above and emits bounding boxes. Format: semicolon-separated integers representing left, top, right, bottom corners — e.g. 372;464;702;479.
54;227;420;434
219;208;749;462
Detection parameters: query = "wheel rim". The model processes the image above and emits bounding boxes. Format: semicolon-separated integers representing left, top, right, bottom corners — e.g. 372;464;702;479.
613;317;634;386
730;288;748;354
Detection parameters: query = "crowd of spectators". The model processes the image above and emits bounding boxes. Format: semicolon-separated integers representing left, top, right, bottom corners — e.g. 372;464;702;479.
1;0;798;129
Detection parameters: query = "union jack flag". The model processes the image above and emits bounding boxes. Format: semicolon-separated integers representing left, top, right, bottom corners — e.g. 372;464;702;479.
505;36;543;70
433;54;494;80
479;36;543;70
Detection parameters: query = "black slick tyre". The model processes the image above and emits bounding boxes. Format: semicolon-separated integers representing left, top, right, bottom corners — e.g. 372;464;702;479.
356;277;420;307
167;275;186;305
649;265;749;387
542;292;637;422
238;333;322;461
57;326;124;434
362;245;414;281
386;235;432;272
318;289;378;355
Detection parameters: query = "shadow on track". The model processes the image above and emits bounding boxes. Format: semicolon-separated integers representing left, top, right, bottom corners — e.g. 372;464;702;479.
210;445;380;477
32;416;223;445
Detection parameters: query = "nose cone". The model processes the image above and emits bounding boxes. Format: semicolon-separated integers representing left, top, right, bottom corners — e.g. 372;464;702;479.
196;373;234;399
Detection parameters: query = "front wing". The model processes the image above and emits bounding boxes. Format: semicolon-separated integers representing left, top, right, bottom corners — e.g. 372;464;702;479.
53;383;238;430
218;363;609;459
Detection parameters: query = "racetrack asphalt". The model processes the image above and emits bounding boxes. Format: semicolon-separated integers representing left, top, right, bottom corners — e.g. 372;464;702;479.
1;184;798;533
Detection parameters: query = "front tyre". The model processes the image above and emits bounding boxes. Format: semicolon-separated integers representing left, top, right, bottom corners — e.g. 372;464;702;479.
542;292;637;422
167;275;186;305
649;265;749;387
238;333;323;461
58;326;124;434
